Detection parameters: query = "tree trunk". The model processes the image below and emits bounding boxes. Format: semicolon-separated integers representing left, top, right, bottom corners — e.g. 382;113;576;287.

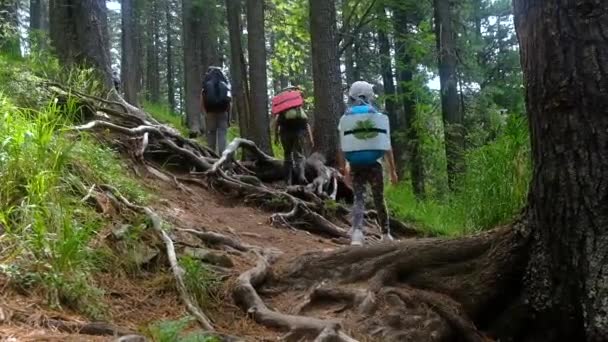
145;0;160;103
226;0;250;139
182;0;203;136
309;0;344;166
246;0;273;155
394;7;425;197
0;0;20;56
514;0;608;340
377;4;403;178
434;0;463;189
201;0;219;69
166;0;175;113
121;0;141;106
30;0;49;32
49;0;113;88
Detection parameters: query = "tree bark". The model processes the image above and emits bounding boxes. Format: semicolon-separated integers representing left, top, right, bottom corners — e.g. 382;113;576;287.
121;0;141;106
226;0;250;139
145;0;161;103
182;0;204;136
30;0;49;32
394;7;425;197
49;0;113;88
377;4;403;177
201;0;219;69
166;0;175;113
434;0;463;189
246;0;273;155
513;0;608;340
309;0;344;166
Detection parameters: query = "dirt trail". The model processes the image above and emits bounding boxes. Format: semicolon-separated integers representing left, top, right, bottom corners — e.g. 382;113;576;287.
0;172;343;341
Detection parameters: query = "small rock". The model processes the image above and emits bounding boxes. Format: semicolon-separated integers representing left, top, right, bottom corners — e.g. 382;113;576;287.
112;224;132;240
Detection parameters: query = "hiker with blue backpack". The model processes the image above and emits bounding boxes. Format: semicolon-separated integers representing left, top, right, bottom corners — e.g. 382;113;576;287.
201;66;231;154
338;81;398;246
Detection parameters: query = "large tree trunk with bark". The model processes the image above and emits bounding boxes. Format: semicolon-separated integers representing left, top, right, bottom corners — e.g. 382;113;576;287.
434;0;463;189
226;0;250;140
394;7;425;197
0;0;20;57
121;0;141;106
514;1;608;340
246;0;273;155
182;0;204;136
309;0;344;166
49;0;113;88
30;0;49;32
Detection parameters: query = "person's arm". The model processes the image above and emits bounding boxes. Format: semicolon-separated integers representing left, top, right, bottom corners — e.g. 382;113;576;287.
384;149;399;185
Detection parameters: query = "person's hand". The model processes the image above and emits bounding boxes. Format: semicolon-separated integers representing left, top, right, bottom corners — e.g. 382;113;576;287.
390;170;399;186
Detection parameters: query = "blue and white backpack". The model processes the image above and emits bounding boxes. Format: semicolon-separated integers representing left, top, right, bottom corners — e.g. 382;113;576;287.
338;104;391;166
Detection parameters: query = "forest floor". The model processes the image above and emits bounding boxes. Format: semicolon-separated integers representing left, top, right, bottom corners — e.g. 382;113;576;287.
0;167;346;341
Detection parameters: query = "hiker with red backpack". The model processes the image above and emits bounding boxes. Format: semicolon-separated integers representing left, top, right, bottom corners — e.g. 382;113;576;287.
271;86;314;185
338;81;398;246
201;66;232;154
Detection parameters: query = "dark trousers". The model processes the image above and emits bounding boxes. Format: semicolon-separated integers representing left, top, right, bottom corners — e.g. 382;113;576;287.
280;129;306;185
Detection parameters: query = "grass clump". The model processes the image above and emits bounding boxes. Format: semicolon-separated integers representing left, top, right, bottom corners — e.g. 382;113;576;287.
387;114;530;236
148;317;220;342
180;256;220;309
0;58;149;318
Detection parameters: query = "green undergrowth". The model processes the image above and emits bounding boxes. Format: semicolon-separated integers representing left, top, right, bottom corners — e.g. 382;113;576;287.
148;317;220;342
0;55;150;319
386;114;531;236
142;101;188;136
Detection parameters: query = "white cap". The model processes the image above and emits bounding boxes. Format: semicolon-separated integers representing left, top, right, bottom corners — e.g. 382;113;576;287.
348;81;375;102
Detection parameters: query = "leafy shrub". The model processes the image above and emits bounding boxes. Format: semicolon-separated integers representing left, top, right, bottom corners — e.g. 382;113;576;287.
387;114;530;236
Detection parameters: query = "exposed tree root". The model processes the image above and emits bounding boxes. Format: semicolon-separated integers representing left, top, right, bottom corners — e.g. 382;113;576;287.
232;250;358;342
100;185;215;331
177;228;257;253
228;220;531;341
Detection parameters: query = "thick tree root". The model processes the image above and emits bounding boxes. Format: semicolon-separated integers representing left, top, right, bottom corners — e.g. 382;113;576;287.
232;250;358;342
232;222;531;341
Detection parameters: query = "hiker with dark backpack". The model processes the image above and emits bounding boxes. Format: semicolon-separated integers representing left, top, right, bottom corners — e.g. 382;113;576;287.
338;81;398;246
201;66;231;154
271;86;314;185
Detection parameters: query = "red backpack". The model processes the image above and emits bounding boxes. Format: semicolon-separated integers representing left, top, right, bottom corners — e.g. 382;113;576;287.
271;90;304;116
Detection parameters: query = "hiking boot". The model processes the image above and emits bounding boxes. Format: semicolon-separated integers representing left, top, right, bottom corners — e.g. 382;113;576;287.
351;229;364;246
381;232;394;242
